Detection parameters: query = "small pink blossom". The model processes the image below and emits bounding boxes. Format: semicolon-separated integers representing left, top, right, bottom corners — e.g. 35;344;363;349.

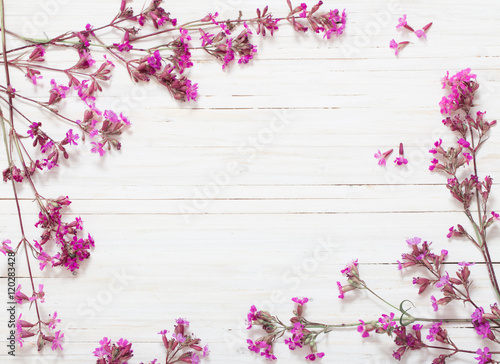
336;281;344;299
429;158;439;171
414;30;426;38
0;239;13;255
29;284;45;303
475;347;492;364
292;297;309;305
463;152;473;164
357;320;371;338
415;22;433;38
390;39;410;56
374;149;393;166
173;332;185;343
90;142;105;157
47;312;61;330
396;14;414;31
199;29;214;47
14;285;30;304
406;237;421;245
246;305;258;329
394;142;408;165
458;261;474;267
378;313;397;330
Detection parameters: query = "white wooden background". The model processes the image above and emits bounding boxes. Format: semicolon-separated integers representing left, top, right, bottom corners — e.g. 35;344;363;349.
1;0;500;363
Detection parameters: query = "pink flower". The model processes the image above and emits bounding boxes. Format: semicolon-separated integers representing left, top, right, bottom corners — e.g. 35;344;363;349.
114;31;133;52
426;321;443;342
415;22;433;39
179;28;191;42
429;138;442;154
292;297;309;305
435;272;449;288
406;237;421;245
47;311;61;330
378;313;397;330
247;305;258;329
394;156;408;165
222;38;235;69
0;239;13;255
284;337;302;350
176;317;190;326
173;332;185;343
446;226;455;239
394;142;408;165
463;152;473;164
147;50;163;71
185;80;198;102
48;79;70;105
14;285;30;304
374;149;393;166
51;330;64;350
26;68;43;84
199;29;214;47
28;45;46;62
396;14;414;31
299;3;307;18
475;347;492;364
65;129;79;146
357;320;371;338
429;158;439;171
440;69;478;114
457;138;470;148
247;339;262;353
29;284;45;303
458;261;474;266
414;30;426;38
390;39;410;56
492;211;500;221
191;353;200;364
336;281;344;299
306;352;325;361
90;142;105;157
430;295;438;311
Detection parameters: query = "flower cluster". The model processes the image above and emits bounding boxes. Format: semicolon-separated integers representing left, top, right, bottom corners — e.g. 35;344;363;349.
93;319;209;364
32;195;94;272
247;298;328;361
398;237;474;311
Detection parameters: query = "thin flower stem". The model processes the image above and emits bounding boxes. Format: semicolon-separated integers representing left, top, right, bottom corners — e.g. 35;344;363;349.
467;113;500;301
363;285;402;313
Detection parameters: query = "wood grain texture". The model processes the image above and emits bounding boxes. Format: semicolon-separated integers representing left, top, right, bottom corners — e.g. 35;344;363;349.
1;0;500;363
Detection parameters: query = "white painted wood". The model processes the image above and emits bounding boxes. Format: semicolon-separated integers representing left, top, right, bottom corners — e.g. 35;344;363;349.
1;1;500;363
